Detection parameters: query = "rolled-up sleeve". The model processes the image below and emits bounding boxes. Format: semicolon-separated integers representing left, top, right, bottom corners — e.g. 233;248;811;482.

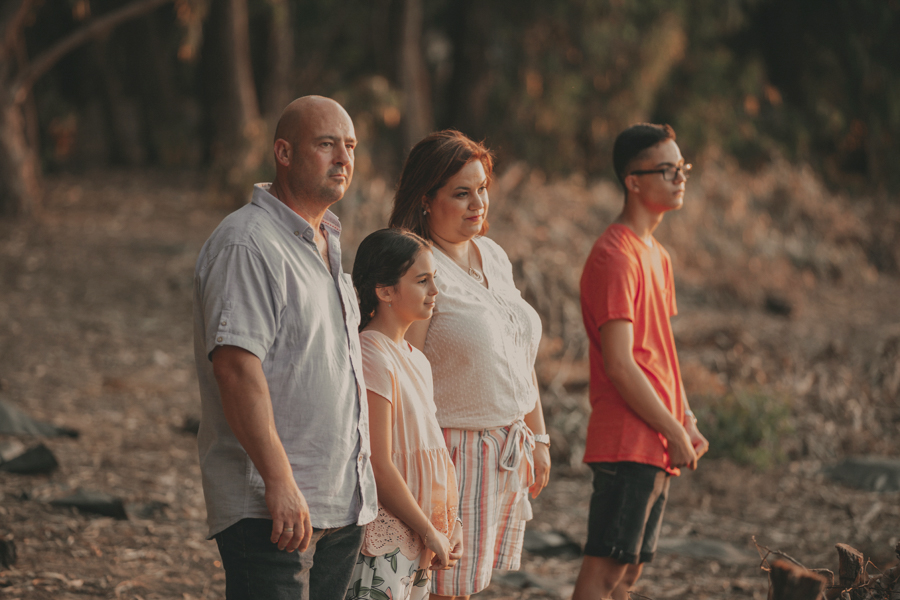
198;244;280;362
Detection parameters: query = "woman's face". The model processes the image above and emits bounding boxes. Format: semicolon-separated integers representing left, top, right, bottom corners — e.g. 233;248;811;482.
388;249;438;323
425;160;489;245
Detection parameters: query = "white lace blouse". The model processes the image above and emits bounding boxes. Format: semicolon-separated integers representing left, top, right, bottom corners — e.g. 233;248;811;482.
425;237;543;430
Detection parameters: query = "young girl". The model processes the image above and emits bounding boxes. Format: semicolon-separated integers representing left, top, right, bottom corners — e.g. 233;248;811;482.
347;228;463;600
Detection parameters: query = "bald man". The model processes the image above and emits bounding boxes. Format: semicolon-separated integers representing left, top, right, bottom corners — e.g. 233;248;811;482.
193;97;377;600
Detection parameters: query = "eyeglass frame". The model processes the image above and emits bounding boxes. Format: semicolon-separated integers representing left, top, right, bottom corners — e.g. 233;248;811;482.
628;163;692;181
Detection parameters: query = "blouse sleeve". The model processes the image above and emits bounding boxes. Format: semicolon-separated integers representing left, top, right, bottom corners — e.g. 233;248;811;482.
360;335;396;404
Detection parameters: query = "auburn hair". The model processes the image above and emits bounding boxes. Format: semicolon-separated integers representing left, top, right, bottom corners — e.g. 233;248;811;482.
388;130;494;240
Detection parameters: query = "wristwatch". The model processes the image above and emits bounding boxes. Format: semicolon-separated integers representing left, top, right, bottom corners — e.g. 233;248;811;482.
533;434;550;447
685;409;698;425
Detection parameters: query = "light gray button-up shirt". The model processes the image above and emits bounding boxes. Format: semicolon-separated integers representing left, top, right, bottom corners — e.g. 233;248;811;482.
193;183;377;538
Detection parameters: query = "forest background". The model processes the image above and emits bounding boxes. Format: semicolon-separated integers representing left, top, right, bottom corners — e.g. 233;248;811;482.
1;0;899;598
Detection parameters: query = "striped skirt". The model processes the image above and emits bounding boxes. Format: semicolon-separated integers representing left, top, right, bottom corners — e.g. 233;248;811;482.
431;423;535;597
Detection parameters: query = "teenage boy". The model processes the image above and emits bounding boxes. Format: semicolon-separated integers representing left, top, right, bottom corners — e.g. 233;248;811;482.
573;124;709;600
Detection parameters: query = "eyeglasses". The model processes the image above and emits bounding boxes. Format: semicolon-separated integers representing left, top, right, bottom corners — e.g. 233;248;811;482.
629;163;692;181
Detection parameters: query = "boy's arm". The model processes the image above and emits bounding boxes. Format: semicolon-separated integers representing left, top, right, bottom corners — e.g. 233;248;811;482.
599;319;698;470
681;389;709;460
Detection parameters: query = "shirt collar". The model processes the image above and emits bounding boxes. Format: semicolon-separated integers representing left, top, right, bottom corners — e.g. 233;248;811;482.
251;183;343;239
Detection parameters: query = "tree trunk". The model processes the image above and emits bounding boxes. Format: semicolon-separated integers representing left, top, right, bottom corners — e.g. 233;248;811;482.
204;0;266;201
0;0;39;217
260;0;293;125
0;99;40;217
0;0;174;218
14;32;39;157
91;39;145;166
444;0;491;138
133;13;198;167
399;0;432;150
370;0;398;78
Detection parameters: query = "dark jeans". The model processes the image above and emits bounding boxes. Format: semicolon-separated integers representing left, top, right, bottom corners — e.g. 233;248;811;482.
215;518;364;600
584;462;670;565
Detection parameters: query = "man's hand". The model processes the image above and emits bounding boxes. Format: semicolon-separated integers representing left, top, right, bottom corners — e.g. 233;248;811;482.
266;478;313;553
530;442;551;499
685;417;709;463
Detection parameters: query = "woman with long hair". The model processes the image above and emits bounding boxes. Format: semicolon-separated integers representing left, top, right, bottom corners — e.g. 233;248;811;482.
389;131;551;599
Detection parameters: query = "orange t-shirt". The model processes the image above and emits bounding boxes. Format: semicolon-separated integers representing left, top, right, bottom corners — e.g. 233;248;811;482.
579;223;684;475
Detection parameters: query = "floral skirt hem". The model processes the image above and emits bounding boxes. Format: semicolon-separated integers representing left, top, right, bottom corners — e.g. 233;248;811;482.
346;548;430;600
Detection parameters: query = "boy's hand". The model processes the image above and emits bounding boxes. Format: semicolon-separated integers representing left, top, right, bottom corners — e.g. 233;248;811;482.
686;418;709;462
665;426;698;470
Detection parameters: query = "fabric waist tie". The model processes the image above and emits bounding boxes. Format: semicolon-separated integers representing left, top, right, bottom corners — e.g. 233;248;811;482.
496;419;536;494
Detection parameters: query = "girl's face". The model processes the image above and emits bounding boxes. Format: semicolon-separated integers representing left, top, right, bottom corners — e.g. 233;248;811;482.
425;160;489;245
386;249;438;323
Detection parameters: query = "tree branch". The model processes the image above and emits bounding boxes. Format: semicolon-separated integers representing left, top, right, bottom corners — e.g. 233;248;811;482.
11;0;174;104
1;0;37;62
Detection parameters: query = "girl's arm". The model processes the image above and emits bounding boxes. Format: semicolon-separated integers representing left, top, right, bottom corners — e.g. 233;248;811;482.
367;390;454;569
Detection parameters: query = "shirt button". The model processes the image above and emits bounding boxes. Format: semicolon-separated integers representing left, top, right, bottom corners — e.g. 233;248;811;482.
294;230;300;236
220;320;227;326
216;336;223;342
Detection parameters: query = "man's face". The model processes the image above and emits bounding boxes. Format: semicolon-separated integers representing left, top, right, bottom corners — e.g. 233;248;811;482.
288;104;356;205
626;139;687;213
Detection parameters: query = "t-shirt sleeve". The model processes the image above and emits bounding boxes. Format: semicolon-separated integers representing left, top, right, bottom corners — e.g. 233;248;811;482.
198;243;280;362
583;248;639;330
360;337;396;403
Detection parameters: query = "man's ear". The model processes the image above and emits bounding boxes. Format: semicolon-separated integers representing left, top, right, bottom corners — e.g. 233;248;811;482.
274;139;292;167
374;285;393;305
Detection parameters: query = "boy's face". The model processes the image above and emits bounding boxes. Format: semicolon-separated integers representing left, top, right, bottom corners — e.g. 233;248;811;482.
626;139;687;213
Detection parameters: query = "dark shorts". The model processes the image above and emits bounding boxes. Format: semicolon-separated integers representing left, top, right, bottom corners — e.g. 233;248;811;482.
584;461;670;565
214;518;364;600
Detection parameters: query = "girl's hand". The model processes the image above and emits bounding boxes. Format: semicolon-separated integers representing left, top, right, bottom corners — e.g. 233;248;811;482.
448;520;464;563
424;524;452;570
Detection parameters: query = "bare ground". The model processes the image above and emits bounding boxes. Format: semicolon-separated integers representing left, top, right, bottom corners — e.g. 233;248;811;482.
1;170;898;599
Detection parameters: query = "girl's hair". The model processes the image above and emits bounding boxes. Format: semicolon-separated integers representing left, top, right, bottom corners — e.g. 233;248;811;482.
352;228;432;331
388;130;494;240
